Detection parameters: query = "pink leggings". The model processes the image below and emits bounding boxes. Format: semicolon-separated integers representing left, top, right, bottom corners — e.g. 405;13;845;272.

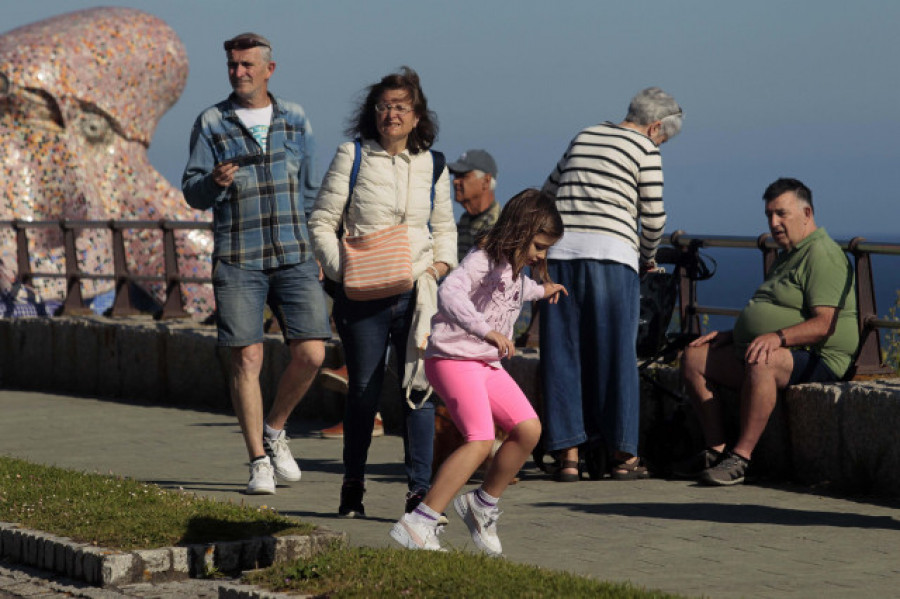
425;358;538;441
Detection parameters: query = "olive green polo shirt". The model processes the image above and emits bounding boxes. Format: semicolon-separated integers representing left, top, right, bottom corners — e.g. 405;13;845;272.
733;227;858;378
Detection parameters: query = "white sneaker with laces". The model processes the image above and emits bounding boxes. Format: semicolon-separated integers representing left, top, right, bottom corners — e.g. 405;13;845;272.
246;456;276;495
389;513;446;551
454;490;502;556
264;430;301;482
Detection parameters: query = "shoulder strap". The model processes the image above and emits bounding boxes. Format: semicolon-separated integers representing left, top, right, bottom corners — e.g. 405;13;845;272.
429;150;445;208
344;139;362;215
339;139;363;235
426;150;445;232
350;138;362;195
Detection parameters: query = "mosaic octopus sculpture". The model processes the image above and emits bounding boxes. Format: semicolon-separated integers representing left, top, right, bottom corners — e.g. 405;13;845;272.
0;7;213;316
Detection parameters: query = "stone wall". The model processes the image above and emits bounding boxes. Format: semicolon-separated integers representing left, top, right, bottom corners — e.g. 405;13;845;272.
0;316;403;428
506;349;900;496
2;316;899;496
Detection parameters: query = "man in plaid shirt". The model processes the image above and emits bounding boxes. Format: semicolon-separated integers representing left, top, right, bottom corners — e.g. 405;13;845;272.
183;32;329;496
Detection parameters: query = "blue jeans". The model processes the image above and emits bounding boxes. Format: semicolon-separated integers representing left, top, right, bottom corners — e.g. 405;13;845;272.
332;285;435;493
539;259;641;457
789;349;839;385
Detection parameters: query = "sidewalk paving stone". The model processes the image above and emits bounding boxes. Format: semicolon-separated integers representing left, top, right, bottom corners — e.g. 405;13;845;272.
1;390;899;598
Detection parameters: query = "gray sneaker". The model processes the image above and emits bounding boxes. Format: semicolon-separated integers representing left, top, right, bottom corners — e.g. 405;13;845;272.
671;448;724;479
700;451;750;486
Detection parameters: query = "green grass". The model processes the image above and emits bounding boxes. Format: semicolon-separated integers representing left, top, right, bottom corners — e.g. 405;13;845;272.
0;456;688;597
244;546;687;598
0;456;313;550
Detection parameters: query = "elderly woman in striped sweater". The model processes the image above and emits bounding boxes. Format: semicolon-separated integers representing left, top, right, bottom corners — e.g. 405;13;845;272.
539;88;683;482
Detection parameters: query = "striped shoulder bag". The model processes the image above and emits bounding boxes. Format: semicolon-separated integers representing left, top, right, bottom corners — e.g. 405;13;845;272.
339;140;444;301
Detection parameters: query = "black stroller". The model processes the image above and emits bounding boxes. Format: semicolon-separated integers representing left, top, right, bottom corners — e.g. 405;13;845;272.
531;246;715;479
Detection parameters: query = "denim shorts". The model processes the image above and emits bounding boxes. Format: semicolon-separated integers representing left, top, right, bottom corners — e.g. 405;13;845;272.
788;349;839;386
212;259;331;346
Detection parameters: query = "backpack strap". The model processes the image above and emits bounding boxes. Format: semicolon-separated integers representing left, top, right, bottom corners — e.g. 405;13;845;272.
427;150;445;233
342;138;363;226
349;138;362;196
429;149;445;208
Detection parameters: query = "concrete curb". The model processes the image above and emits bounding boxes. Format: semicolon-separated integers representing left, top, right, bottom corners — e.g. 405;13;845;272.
218;579;308;598
0;521;345;590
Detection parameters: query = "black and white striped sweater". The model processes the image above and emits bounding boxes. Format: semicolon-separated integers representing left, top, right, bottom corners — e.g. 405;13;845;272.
542;122;665;263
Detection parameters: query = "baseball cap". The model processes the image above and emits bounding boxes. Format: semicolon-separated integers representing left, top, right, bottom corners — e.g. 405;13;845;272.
447;149;498;177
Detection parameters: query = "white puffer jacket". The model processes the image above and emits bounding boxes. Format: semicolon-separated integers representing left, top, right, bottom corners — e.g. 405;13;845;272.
309;139;457;283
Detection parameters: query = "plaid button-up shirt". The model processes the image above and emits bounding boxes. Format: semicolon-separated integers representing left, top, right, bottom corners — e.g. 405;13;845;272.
182;94;319;270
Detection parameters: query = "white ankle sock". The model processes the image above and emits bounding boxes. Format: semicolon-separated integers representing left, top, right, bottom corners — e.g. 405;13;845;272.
475;488;499;507
414;502;440;521
264;422;281;439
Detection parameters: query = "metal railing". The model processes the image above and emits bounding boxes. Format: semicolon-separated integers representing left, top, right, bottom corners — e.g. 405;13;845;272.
1;219;213;320
3;220;898;377
668;230;899;378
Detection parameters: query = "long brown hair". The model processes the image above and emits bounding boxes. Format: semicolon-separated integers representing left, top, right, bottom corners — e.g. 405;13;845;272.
477;189;563;282
344;66;438;153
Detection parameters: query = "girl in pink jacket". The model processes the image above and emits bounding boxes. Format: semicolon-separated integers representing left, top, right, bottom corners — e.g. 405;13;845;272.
391;188;566;554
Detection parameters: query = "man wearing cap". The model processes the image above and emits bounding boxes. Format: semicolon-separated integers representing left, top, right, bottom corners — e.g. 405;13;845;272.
182;33;329;495
447;149;501;262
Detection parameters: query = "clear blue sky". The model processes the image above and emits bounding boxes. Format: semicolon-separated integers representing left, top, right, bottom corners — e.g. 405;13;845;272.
4;1;900;240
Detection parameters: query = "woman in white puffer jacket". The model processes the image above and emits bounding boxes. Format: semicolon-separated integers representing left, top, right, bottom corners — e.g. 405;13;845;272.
309;66;456;519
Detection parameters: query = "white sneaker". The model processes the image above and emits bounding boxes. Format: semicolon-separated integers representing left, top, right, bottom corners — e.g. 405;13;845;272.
390;513;446;551
454;490;502;556
264;430;301;482
246;456;276;495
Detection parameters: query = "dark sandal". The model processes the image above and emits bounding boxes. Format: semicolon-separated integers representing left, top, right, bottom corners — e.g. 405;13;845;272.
611;457;650;481
553;459;581;483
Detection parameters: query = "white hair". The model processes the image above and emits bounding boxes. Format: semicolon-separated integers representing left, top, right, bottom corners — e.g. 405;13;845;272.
472;169;497;191
626;87;682;139
660;112;683;140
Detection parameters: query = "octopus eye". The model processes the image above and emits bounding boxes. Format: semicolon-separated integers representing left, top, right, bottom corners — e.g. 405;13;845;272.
77;108;114;144
0;72;9;96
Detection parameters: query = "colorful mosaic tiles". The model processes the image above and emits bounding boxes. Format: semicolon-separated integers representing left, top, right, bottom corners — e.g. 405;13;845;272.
0;7;213;316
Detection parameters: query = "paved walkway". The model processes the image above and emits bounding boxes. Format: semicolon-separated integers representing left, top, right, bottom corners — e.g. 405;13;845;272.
1;390;899;598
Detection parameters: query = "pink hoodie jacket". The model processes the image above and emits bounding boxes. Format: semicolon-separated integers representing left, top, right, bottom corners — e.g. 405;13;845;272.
425;249;545;367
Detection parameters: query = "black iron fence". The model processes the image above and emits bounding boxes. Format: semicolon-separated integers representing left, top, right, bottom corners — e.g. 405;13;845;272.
2;219;898;377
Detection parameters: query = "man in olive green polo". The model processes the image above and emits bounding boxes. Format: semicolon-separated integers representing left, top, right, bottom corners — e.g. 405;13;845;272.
680;177;858;486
